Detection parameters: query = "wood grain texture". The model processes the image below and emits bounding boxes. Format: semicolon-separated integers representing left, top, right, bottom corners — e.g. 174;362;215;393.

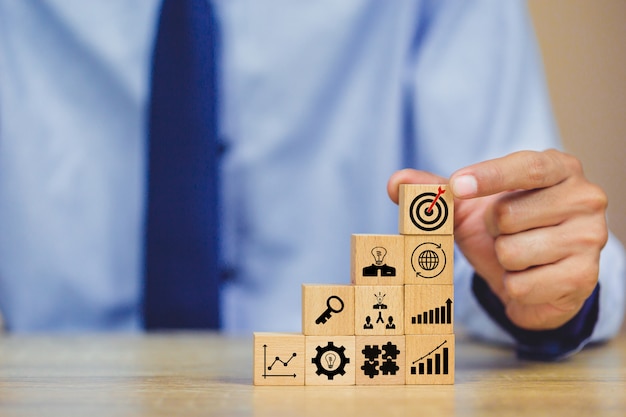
253;332;305;386
405;285;454;335
351;234;405;286
354;285;404;336
398;184;454;236
302;285;355;336
355;335;406;385
404;234;454;285
405;334;455;385
0;333;625;416
305;335;356;386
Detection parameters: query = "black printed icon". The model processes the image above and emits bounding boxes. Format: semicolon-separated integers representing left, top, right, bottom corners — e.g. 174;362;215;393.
362;246;396;277
311;341;350;380
315;295;344;325
262;344;297;379
361;342;400;378
363;292;395;330
373;292;388;325
373;292;387;310
411;242;446;279
410;298;453;325
410;340;449;375
409;187;448;232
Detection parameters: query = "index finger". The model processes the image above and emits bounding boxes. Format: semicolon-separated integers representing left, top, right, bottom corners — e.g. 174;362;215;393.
449;149;575;199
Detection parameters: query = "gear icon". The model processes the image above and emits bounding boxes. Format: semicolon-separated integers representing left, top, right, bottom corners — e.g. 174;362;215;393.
311;341;350;380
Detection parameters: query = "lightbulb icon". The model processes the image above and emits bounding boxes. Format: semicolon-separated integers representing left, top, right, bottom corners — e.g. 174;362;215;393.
325;352;337;369
371;247;387;266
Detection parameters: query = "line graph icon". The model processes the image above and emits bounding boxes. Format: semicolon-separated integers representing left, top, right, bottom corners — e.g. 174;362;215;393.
410;340;449;375
406;335;454;384
253;333;305;385
262;344;297;379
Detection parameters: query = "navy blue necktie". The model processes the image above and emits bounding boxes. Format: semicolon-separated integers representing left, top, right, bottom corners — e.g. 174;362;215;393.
144;0;221;329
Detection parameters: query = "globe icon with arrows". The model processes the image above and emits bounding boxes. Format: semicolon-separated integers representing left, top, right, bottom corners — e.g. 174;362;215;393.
411;242;446;279
417;249;439;271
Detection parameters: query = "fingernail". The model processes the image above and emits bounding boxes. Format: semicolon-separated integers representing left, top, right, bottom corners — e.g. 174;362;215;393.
452;175;477;198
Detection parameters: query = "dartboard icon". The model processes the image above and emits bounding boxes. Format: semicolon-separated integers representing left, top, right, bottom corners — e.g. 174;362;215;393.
409;192;449;232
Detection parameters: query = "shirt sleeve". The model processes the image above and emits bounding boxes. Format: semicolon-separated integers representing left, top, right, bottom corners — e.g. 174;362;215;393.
472;274;600;361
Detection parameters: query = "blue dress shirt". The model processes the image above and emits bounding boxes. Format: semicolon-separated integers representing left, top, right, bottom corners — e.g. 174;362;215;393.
0;1;623;357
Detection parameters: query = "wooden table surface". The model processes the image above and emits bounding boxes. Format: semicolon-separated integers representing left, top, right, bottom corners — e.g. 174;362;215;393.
0;331;624;416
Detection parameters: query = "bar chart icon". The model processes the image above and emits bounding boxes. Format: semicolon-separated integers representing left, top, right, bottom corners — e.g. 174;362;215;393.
410;340;449;375
404;284;453;335
411;298;452;325
405;335;454;384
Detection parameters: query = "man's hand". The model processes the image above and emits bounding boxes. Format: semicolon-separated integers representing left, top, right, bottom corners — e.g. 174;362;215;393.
388;149;608;331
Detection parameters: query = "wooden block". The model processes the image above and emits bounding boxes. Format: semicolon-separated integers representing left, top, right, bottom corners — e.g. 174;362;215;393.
404;235;454;285
404;285;454;334
253;332;305;386
399;184;454;235
405;334;455;384
351;234;404;286
355;335;406;385
354;285;404;336
305;336;356;385
302;285;355;336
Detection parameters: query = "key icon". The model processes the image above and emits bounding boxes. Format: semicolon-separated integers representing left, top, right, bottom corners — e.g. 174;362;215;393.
315;295;344;324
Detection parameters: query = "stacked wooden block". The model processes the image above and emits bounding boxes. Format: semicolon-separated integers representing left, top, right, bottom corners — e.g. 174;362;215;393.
254;184;455;385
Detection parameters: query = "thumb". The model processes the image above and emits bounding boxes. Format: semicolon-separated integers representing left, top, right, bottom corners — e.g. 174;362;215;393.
387;169;448;204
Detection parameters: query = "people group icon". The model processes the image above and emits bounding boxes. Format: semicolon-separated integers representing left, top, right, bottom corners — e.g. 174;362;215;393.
362;292;397;330
363;314;396;330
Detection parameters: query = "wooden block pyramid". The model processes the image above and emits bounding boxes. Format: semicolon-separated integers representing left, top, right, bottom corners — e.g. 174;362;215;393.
254;184;455;385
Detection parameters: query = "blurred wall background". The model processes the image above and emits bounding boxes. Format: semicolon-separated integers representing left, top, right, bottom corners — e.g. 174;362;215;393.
528;0;626;332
